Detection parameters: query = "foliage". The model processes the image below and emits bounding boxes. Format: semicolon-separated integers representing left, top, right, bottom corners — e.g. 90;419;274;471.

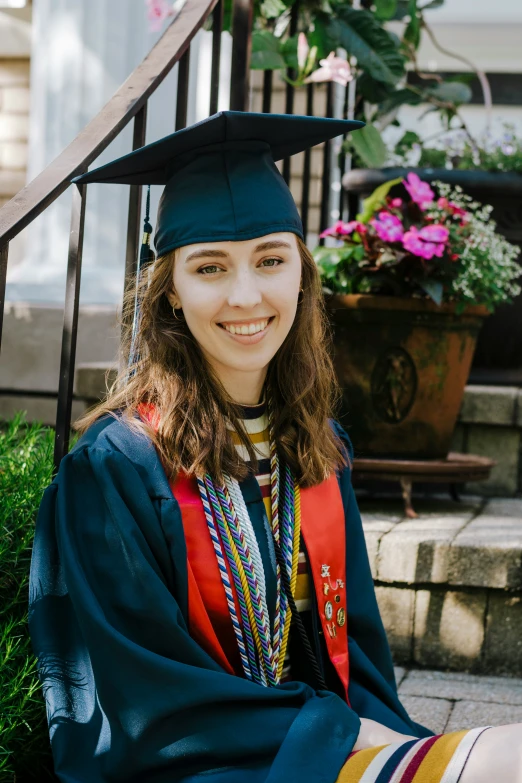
313;175;521;312
390;124;522;175
0;414;57;782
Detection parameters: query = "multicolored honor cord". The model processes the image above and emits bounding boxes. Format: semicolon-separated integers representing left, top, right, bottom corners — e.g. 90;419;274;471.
196;389;301;686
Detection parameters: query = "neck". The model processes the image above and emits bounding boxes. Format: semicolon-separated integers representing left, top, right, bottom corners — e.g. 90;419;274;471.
216;367;267;406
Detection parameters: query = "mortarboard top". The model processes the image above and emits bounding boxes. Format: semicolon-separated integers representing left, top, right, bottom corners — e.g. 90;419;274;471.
72;111;365;257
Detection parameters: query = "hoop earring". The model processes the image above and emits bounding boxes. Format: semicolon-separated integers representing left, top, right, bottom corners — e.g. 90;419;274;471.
172;305;183;320
297;286;304;304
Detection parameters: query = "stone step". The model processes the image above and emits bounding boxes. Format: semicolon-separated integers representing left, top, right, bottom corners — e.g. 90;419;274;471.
363;496;522;677
395;667;522;734
451;384;522;496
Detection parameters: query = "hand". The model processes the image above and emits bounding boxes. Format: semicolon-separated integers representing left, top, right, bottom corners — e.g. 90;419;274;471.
353;718;418;752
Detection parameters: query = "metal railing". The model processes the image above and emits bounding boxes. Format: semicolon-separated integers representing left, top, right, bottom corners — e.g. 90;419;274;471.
0;0;356;472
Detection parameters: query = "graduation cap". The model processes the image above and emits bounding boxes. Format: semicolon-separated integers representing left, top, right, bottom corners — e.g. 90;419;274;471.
73;111;364;258
72;111;364;372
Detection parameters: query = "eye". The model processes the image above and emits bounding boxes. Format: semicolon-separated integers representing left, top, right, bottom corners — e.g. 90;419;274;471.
197;264;220;275
196;258;284;275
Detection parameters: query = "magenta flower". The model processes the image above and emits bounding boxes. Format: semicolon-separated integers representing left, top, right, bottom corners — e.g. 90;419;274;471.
319;220;367;239
403;226;447;260
403;173;435;209
370;211;404;243
146;0;174;32
389;197;403;208
419;224;449;243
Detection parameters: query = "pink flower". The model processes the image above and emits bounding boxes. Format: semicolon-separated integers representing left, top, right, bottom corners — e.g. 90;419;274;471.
437;196;468;218
389;197;403;208
305;52;353;87
403;173;435;209
403;226;447;260
297;33;309;71
146;0;174;32
319;220;366;239
418;224;449;243
370;211;404;243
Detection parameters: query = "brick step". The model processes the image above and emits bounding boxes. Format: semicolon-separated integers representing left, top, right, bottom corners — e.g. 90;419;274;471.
362;496;522;677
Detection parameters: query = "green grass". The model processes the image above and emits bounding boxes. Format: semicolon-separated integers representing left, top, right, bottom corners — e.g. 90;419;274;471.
0;413;57;782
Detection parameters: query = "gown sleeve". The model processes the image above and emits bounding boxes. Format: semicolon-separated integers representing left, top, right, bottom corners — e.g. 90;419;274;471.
330;420;433;739
29;443;361;783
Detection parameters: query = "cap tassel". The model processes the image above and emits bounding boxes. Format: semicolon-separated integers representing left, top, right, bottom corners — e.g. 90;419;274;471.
127;185;155;378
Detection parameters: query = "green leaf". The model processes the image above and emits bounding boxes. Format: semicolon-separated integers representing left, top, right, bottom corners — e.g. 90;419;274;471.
427;81;473;105
403;0;421;49
394;129;421;155
252;30;281;52
418;278;444;304
307;12;341;60
357;72;392;103
357;176;403;223
280;34;298;70
251;31;287;69
373;0;398;21
259;0;288;18
380;86;423;114
336;7;406;85
350;123;388;168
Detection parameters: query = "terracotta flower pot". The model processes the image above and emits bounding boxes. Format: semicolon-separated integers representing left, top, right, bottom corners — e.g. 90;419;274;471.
343;167;522;384
325;294;489;459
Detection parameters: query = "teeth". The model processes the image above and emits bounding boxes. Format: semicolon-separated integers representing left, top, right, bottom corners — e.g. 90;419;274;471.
222;319;269;335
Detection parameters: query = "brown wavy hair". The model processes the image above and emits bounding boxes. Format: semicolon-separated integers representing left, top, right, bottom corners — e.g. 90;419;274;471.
74;236;349;487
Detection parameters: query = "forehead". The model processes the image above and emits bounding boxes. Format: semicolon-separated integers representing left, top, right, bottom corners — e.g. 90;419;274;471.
177;232;299;260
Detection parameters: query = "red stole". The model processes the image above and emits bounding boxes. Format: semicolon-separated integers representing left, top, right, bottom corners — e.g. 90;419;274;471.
137;402;350;701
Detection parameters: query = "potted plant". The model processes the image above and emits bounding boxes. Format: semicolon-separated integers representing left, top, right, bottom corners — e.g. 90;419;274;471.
343;127;522;382
313;174;521;459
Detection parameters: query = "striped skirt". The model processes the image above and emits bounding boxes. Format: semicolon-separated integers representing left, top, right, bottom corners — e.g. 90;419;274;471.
336;727;491;783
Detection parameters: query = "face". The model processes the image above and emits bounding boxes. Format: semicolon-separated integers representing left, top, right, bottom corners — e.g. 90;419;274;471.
166;232;302;403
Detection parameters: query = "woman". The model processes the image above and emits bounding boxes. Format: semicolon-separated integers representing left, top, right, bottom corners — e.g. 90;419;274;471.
29;112;520;783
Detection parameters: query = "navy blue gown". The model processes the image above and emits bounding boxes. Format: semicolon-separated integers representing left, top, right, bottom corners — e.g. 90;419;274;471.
28;414;431;783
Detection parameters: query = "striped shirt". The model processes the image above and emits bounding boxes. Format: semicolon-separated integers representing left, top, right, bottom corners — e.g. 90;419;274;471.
226;396;311;680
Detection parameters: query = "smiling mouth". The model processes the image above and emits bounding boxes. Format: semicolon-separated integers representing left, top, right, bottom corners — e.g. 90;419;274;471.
217;316;275;335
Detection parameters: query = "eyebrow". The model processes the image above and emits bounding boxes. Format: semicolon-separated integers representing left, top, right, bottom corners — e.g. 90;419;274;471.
184;239;293;263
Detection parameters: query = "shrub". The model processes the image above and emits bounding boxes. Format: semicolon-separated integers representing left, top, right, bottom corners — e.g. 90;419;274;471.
0;413;55;782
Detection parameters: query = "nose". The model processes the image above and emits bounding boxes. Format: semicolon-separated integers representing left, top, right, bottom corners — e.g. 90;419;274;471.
226;269;263;309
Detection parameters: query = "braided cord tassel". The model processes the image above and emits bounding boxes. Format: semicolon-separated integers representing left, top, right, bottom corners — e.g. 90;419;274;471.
202;475;262;682
196;475;252;680
275;462;296;680
266;391;283;672
277;468;301;680
217;482;277;685
225;475;269;625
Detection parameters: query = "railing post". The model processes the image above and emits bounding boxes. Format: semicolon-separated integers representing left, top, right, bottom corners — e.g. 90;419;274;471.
262;71;273;114
209;0;223;115
54;183;87;474
319;82;334;245
282;1;299;184
230;0;254;111
300;84;314;242
0;242;8;355
122;104;148;342
176;47;191;130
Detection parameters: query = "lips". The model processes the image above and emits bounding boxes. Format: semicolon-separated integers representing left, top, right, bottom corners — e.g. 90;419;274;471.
218;316;275;334
217;316;275;343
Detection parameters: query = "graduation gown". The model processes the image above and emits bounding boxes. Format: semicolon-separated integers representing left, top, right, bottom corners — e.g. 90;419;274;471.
28;413;431;783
